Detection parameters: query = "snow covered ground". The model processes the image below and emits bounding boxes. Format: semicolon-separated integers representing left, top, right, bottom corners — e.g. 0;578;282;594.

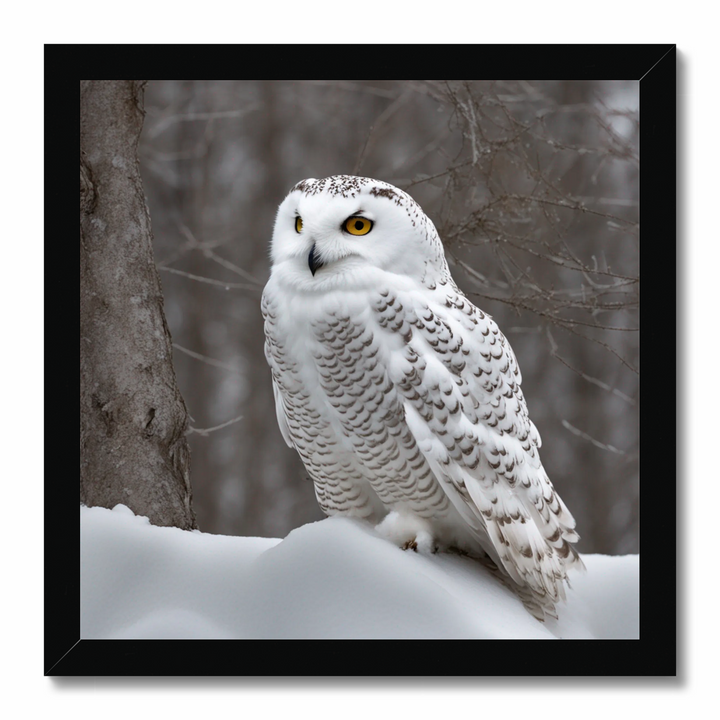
81;504;638;640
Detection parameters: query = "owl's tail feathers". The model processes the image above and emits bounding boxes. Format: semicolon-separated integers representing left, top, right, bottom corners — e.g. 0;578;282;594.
523;542;586;621
473;513;586;622
520;546;586;621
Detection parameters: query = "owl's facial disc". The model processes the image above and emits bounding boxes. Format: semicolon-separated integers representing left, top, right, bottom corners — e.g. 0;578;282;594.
308;243;324;276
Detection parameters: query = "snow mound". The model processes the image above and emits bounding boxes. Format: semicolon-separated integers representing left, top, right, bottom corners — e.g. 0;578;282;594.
80;504;638;640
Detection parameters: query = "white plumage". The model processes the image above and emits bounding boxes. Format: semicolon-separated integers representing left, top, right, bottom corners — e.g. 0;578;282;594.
262;175;583;619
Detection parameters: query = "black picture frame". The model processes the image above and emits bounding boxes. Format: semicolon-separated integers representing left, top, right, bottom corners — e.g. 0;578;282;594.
57;44;675;676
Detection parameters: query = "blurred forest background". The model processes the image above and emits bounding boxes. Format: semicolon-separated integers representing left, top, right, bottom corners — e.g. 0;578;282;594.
138;80;638;554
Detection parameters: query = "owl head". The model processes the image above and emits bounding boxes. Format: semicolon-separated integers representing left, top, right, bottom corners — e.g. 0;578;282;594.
269;175;450;292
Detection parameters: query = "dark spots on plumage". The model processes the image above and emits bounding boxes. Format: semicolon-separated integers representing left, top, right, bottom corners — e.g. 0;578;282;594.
547;527;562;542
369;186;399;201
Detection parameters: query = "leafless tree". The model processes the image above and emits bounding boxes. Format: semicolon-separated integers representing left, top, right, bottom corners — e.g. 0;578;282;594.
80;80;196;530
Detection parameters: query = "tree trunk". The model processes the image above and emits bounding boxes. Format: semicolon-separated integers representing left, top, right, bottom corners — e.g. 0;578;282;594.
80;80;196;530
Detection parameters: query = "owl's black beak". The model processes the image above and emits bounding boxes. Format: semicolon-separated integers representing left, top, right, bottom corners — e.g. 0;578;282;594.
308;243;324;276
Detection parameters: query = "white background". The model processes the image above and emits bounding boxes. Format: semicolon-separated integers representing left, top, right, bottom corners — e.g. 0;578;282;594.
5;5;708;716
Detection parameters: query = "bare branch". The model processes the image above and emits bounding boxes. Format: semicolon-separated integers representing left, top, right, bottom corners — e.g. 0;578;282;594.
354;90;414;175
158;266;260;291
203;248;263;284
546;328;636;405
187;414;244;437
148;105;260;139
402;160;473;189
176;223;263;285
561;420;626;455
172;344;242;375
505;193;637;225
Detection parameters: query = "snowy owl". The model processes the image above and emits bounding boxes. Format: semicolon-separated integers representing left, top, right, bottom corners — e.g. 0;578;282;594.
262;175;584;619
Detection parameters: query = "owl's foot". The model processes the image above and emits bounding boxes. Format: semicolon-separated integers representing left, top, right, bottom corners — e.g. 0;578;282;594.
375;512;437;554
402;530;436;554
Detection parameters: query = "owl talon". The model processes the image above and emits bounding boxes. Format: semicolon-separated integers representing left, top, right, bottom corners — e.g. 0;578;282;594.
402;539;418;552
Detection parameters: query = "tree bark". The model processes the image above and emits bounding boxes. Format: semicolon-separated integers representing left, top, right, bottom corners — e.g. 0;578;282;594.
80;80;196;529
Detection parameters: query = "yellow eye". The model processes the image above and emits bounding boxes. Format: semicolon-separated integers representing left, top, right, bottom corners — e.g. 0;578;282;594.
295;216;303;233
343;216;373;236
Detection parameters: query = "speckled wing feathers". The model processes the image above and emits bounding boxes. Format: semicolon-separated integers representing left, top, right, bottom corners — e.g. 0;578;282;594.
373;280;583;617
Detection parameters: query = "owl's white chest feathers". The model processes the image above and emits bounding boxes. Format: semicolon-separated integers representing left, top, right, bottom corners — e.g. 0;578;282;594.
262;272;477;547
